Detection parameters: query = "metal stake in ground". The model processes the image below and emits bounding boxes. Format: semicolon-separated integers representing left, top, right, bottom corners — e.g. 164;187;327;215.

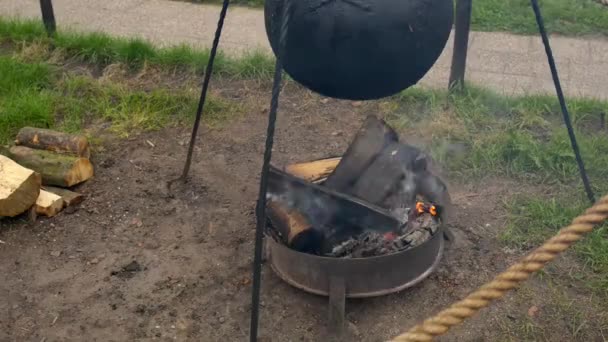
39;0;56;36
530;0;595;203
448;0;472;91
250;0;291;340
179;0;231;181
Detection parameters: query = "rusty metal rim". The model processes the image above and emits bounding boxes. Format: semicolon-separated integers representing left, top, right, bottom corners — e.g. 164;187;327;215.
266;233;445;298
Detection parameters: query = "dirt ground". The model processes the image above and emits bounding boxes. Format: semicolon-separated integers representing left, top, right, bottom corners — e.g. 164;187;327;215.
1;77;606;342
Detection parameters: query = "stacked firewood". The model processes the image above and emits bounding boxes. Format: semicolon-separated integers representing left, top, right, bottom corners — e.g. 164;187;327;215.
0;127;93;219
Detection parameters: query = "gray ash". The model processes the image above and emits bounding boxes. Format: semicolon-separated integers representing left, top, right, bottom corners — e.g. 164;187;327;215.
326;211;439;258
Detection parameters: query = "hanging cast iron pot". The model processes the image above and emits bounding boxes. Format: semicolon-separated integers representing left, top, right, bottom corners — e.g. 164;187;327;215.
264;0;454;100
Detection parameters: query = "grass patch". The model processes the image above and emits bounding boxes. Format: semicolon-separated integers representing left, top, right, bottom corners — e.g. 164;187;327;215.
385;85;608;185
0;17;275;77
472;0;608;36
502;195;608;295
174;0;608;36
0;55;238;144
0;56;55;142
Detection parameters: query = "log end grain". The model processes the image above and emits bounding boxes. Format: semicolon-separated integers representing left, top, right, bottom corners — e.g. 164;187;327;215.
0;155;42;217
35;189;64;217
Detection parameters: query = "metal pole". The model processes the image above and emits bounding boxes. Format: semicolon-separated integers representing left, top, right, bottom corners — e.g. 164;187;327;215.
530;0;595;203
180;0;230;181
250;0;291;340
448;0;473;91
39;0;56;36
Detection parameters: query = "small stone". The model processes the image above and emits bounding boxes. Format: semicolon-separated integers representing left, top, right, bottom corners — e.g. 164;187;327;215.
352;101;363;107
528;305;539;317
144;240;161;250
131;218;143;227
212;154;227;166
50;251;61;257
347;321;361;337
218;317;226;324
155;325;161;329
485;223;491;228
90;258;99;265
320;98;329;104
123;261;141;273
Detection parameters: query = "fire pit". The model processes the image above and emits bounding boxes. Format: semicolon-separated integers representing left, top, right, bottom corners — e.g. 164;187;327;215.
263;116;452;334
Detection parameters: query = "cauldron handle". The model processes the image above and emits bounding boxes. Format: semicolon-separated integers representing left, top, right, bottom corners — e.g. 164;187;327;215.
328;275;346;336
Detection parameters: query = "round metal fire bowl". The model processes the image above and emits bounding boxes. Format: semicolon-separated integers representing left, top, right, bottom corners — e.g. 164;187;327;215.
265;225;445;298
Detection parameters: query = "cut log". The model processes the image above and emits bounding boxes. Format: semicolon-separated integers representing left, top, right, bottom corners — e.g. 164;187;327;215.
324;115;398;192
266;200;324;253
42;186;84;207
351;142;425;206
268;166;401;252
8;146;94;187
35;189;64;217
0;155;42;217
285;157;341;182
15;127;91;158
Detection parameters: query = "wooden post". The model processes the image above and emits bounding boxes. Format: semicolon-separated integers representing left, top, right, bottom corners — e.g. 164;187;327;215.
448;0;473;91
39;0;56;36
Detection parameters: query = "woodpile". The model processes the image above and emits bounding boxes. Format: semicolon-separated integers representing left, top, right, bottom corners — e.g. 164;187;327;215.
0;127;92;219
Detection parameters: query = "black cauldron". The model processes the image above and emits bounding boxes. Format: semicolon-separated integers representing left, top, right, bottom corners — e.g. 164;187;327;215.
264;0;454;100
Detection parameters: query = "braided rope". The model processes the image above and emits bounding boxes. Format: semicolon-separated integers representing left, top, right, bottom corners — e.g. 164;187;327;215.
390;194;608;342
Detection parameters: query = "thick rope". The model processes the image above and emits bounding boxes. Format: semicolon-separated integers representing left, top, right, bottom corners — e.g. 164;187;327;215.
390;194;608;342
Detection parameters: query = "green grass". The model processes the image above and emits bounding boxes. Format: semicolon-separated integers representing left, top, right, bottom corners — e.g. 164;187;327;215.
385;85;608;186
0;55;238;144
501;195;608;295
0;56;55;143
472;0;608;36
0;18;275;78
176;0;608;36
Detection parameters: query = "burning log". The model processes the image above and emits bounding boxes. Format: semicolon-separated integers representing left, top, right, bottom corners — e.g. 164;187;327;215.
266;201;324;254
267;166;402;244
266;116;452;258
327;210;439;258
284;157;341;183
324;115;398;192
350;142;426;207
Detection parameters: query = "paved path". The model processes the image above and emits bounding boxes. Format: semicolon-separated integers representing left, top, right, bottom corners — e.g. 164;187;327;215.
2;0;608;99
